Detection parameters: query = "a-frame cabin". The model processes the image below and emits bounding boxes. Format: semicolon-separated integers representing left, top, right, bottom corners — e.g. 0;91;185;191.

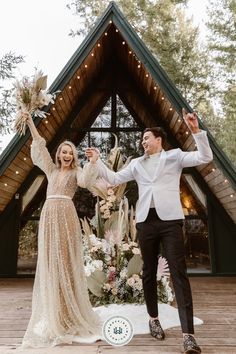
0;2;235;276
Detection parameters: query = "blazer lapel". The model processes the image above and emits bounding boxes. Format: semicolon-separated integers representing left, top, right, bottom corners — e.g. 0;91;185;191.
151;149;166;182
134;155;152;181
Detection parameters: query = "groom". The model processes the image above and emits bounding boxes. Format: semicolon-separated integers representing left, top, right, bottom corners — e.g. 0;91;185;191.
87;109;213;354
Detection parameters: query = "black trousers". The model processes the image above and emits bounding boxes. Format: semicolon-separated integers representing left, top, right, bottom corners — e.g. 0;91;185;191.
136;208;194;334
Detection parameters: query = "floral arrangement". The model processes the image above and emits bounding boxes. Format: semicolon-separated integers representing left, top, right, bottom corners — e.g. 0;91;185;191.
13;69;56;135
82;231;174;306
81;136;174;306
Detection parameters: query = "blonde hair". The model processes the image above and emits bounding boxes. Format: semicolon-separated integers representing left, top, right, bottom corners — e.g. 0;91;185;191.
55;140;79;169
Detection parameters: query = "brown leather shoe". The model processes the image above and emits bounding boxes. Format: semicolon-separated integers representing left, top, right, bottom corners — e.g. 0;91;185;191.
183;334;201;353
149;319;165;340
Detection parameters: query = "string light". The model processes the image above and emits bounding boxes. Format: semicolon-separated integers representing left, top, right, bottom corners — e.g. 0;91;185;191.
145;74;149;78
212;168;215;172
23;157;27;161
59;97;63;101
178;118;181;122
230;194;234;198
161;96;165;100
4;183;7;187
116;29;119;32
45;120;48;124
224;179;228;183
52;107;56;111
185;131;189;135
122;41;125;45
77;75;80;80
154;86;157;90
137;64;141;69
16;171;19;175
91;53;94;56
68;86;72;89
169;107;173;111
109;20;112;24
97;43;101;47
85;64;88;68
129;51;132;54
105;32;108;36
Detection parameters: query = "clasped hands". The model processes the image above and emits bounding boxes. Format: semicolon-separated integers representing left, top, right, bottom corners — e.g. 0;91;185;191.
85;147;100;163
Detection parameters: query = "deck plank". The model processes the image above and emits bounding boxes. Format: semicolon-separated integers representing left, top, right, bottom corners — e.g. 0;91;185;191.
0;277;236;353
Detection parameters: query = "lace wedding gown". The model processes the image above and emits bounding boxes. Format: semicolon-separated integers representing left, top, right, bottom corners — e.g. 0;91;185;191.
22;137;102;348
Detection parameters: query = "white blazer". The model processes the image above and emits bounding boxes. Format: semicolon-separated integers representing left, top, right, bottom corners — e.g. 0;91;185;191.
96;131;213;223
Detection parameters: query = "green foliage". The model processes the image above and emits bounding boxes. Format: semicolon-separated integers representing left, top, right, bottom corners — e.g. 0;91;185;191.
0;52;24;134
206;0;236;166
18;220;38;259
67;0;210;109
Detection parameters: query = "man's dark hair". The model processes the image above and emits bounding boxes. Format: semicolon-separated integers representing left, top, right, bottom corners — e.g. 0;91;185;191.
143;127;167;145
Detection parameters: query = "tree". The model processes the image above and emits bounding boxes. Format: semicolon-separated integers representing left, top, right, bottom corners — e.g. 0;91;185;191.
206;0;236;166
67;0;211;109
0;52;24;134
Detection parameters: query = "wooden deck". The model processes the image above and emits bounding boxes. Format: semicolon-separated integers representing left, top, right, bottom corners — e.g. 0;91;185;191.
0;277;236;353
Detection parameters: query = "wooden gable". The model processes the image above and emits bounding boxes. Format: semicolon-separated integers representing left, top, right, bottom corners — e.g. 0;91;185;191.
0;2;235;225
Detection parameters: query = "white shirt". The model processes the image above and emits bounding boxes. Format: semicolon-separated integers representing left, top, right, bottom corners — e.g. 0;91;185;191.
141;152;161;208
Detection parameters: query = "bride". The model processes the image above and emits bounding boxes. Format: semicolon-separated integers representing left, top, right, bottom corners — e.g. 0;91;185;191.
21;112;101;348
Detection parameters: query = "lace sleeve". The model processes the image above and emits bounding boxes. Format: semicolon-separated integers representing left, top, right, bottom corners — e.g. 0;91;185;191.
76;162;98;189
31;136;55;176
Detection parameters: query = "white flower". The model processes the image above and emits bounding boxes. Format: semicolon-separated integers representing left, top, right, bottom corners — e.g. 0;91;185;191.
130;242;138;247
132;274;140;281
100;204;109;213
132;247;140;255
122;243;130;251
120;269;127;279
104;254;111;262
107;195;116;203
107;188;114;195
111;287;118;295
92;260;103;271
103;210;111;219
103;283;111;291
109;266;116;272
127;277;135;287
84;267;92;277
90;246;100;252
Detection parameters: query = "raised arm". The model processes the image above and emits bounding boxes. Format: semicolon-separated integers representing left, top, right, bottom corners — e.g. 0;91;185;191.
24;112;55;176
179;109;213;168
85;147;134;185
76;162;99;189
24;112;42;141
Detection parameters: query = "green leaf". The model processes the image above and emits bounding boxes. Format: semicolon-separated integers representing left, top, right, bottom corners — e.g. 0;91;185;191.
87;270;106;297
35;75;47;91
127;254;143;277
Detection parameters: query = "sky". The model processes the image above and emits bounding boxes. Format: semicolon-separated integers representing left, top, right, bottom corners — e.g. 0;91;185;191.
0;0;208;151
